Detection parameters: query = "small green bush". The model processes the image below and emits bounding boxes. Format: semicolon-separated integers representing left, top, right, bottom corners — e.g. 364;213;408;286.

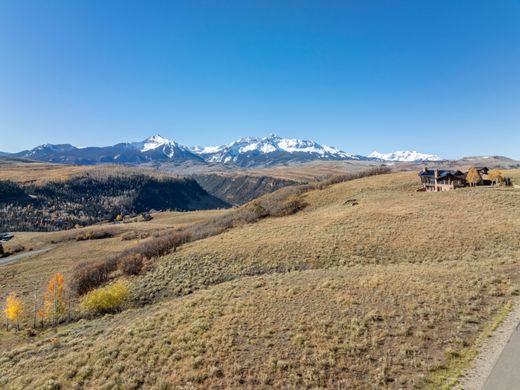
80;280;129;314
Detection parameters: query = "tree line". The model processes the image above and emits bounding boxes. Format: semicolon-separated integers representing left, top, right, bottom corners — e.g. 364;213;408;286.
0;173;227;232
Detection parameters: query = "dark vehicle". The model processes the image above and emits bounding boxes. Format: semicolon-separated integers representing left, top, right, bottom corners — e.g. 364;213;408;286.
0;233;14;242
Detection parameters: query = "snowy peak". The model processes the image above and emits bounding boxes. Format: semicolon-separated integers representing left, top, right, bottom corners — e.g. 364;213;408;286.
9;133;446;167
13;134;202;165
141;134;175;152
369;150;443;162
129;134;195;159
194;134;363;166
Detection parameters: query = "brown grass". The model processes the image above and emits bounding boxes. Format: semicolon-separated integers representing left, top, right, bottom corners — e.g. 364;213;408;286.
0;209;227;328
0;162;177;184
0;263;515;389
1;169;520;388
133;171;520;302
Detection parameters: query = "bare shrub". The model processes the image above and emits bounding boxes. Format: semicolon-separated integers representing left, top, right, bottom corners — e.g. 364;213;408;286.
275;195;308;217
125;231;193;259
121;231;150;241
71;257;119;296
118;254;144;276
76;230;113;241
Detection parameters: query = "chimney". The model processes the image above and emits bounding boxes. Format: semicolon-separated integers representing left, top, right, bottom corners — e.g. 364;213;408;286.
423;167;428;173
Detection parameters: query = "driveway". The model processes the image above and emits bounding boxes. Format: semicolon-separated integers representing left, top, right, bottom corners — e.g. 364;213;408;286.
484;322;520;389
0;247;53;266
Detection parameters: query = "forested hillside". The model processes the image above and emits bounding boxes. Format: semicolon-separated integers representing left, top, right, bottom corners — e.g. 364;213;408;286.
0;172;229;231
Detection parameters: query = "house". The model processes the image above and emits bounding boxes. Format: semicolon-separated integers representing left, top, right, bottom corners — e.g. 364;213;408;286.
419;168;467;192
472;167;491;186
419;166;497;191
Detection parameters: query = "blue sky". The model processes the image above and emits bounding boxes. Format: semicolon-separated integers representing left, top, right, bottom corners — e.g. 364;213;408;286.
0;1;519;158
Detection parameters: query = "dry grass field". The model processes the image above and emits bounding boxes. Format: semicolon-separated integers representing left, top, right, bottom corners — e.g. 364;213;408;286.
0;263;515;389
0;161;184;184
1;169;520;389
0;209;226;335
0;161;100;184
133;171;520;301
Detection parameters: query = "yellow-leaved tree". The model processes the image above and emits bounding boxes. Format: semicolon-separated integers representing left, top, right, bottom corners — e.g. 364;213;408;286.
4;292;23;330
40;272;66;327
488;170;503;186
466;168;481;187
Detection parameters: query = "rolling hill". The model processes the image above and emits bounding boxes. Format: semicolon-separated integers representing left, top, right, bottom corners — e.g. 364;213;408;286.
1;170;520;388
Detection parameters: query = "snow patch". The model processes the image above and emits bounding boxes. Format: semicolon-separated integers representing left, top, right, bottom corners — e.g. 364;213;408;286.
141;134;172;152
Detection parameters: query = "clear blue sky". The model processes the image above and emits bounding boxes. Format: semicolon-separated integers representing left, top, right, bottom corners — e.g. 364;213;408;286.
1;1;519;159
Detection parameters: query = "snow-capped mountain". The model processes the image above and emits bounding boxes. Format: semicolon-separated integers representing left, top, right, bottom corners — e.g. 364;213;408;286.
368;150;443;162
128;135;197;160
12;135;203;165
6;134;447;167
193;134;364;167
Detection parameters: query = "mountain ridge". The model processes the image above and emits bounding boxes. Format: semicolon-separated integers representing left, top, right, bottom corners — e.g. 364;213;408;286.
4;134;455;166
369;150;443;162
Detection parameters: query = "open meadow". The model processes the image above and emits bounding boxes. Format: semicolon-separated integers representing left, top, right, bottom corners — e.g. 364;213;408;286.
1;169;520;389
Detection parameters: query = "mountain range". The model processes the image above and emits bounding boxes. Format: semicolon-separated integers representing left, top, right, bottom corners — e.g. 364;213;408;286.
368;150;443;162
2;134;445;167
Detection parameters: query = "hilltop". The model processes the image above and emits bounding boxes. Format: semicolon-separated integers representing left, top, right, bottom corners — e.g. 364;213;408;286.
1;169;520;388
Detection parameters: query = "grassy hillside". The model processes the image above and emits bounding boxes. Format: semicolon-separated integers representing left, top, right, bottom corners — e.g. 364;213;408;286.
0;210;227;327
1;170;520;389
133;171;520;301
1;263;514;389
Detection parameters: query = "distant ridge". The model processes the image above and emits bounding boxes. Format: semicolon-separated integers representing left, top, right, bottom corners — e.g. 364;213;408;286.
8;134;503;167
11;135;203;165
192;134;366;167
369;150;443;162
6;134;365;167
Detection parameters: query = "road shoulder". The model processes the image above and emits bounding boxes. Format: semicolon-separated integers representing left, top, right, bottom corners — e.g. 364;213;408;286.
457;298;520;389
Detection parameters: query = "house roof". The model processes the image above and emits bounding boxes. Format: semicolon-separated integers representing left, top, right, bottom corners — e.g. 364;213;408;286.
418;169;465;179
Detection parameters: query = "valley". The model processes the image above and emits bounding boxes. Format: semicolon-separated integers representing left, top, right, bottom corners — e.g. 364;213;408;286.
0;165;229;232
2;3;518;388
1;166;520;388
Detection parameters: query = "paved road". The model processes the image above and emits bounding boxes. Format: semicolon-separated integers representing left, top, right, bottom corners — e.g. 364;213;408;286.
0;247;53;266
484;321;520;389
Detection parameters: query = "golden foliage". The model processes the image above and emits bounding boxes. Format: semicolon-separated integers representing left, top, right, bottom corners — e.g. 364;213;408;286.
4;292;23;325
466;167;481;185
489;170;504;184
80;280;129;314
40;272;66;324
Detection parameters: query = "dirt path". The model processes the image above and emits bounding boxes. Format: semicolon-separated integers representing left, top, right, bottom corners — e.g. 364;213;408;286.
0;247;53;267
457;298;520;389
